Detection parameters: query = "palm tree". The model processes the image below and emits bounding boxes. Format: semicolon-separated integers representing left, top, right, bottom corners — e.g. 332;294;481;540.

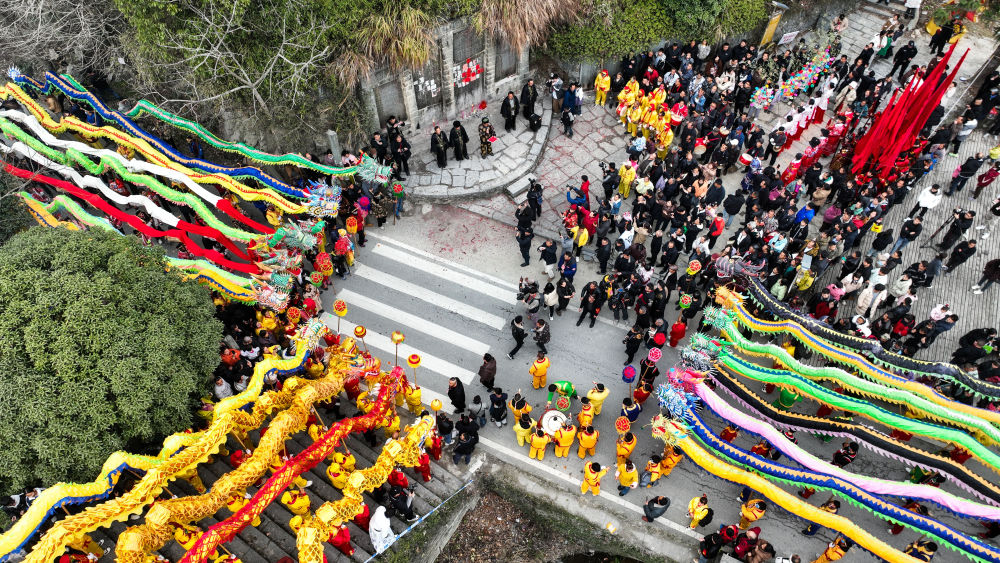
475;0;582;52
330;5;436;88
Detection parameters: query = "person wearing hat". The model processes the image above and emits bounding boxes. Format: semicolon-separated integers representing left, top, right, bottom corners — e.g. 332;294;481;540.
478;117;496;157
890;40;918;82
594;69;611;106
587;382;610;414
738;498;767;529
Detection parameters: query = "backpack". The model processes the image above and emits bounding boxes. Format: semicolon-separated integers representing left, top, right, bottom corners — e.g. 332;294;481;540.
698;507;714;527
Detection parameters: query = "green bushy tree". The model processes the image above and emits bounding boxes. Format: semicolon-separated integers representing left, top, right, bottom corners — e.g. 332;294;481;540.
0;227;222;494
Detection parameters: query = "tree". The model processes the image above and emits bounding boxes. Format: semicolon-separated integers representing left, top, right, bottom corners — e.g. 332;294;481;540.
0;227;222;494
475;0;581;52
0;0;125;77
0;175;33;246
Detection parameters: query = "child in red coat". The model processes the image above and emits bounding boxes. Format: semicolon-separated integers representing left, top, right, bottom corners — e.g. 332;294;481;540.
669;317;688;347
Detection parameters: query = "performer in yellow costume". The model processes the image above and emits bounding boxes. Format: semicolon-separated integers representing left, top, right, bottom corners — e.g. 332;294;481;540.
581;461;607;495
594;70;611;106
618;162;636;198
553;422;577;458
226;492;261;527
528;429;550;460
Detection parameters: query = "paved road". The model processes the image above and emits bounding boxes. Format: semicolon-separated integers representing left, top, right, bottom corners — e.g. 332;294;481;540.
318;227;981;563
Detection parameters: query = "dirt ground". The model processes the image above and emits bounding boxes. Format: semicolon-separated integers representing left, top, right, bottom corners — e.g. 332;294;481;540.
437;491;589;563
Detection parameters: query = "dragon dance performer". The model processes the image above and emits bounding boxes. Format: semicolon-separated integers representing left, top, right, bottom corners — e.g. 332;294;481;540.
738;499;767;530
226;492;261;527
553;421;577;458
811;536;853;563
581;461;607;495
577;397;595;426
616;432;637;464
586;383;610;414
577;425;599;458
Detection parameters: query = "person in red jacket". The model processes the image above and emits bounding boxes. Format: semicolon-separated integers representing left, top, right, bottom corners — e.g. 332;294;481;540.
353;502;372;531
669;316;688;347
328;524;354;556
415;451;433;482
387;466;409;489
707;214;725;249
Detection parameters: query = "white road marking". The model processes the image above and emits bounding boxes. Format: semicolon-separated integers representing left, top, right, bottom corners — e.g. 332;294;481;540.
367;232;520;290
353;264;507;330
370;242;518;303
336;289;491;356
323;315;477;385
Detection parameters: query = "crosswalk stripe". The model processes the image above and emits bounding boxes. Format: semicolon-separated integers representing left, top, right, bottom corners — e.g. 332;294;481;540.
352;264;507;330
336;289;491;356
322;315;477;385
366;232;519;291
371;243;518;303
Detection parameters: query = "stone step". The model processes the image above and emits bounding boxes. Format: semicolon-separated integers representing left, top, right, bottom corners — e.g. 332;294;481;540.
505;176;531;199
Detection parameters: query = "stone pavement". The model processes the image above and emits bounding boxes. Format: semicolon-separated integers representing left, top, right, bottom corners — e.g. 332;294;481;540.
407;100;552;201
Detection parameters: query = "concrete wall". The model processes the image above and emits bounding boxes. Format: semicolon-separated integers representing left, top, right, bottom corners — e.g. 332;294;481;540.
361;17;530;139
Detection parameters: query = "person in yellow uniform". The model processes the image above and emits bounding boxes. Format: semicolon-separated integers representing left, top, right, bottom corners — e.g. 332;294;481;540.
509;392;532;421
738;499;767;529
179;467;207;494
289;513;309;534
626;102;644;137
656;126;674;159
640;454;662;488
581;461;607;495
514;415;535;447
618;161;636;198
615;460;639;496
594;70;611;106
641;104;660;140
660;445;684;477
687;495;710;528
586;383;609;415
529;352;550;390
528;428;550;460
226;492;262;527
577;397;595;427
616;432;637;465
308;422;325;444
553;422;577;457
271;454;311;489
811;536;851;563
577;425;599;458
651;84;667;108
174;524;201;551
405;384;423;415
333;451;356;472
327;462;349;489
280;488;311;516
67;533;104;559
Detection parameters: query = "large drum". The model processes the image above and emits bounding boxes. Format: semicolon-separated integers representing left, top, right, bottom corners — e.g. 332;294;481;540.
693;137;707;156
670;113;683;126
538;408;568;437
739;153;753;166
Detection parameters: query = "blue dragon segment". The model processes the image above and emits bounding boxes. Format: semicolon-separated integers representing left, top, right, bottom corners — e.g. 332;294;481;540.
688;400;1000;563
10;71;309;199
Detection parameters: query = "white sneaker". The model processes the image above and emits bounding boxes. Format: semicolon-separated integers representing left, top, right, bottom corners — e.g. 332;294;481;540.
974;289;984;295
984;232;991;239
305;480;313;488
976;225;986;230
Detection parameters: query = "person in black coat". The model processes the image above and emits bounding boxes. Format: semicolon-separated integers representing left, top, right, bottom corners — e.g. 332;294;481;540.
453;432;476;465
447;377;466;413
508;316;527;359
500;91;519;131
449;120;469;161
520;79;539;119
890;41;918;81
939;210;975;250
430;126;449;168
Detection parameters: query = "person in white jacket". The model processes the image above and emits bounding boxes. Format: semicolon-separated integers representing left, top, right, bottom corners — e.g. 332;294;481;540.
909;183;942;219
855;283;888;319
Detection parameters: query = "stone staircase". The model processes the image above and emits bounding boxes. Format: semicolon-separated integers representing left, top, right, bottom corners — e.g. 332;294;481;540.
81;405;472;563
838;0;908;58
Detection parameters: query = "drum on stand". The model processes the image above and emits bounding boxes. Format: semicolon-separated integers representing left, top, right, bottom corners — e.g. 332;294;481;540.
539;408;568;436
